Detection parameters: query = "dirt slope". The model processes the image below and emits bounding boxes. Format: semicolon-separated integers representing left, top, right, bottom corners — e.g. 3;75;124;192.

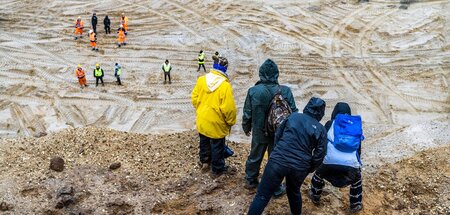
0;127;448;214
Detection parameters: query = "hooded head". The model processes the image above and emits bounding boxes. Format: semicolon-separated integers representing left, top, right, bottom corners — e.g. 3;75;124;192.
257;59;279;85
303;97;326;121
331;102;351;120
165;59;169;64
115;63;120;68
213;57;228;73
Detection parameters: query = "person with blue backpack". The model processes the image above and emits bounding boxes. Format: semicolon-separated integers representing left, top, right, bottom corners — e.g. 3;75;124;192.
308;102;364;213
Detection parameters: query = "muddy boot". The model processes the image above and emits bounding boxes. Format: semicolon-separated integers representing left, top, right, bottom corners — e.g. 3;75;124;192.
74;36;78;40
118;44;121;48
96;48;99;52
350;204;363;213
164;81;167;84
92;48;95;51
201;163;210;173
212;166;236;178
273;184;286;198
169;81;172;84
244;180;259;190
308;189;320;205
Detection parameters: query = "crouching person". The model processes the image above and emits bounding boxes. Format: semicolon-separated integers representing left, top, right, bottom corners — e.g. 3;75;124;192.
191;57;237;176
248;97;327;215
308;102;364;213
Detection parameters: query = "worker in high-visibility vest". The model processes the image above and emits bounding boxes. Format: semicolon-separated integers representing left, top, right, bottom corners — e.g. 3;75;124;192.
75;64;87;88
74;16;84;40
197;50;206;72
120;13;129;34
162;59;172;84
117;25;126;47
89;30;99;51
114;63;122;85
93;63;104;87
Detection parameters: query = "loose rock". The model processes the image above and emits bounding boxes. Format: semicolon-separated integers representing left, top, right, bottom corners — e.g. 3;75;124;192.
49;157;65;172
109;162;121;170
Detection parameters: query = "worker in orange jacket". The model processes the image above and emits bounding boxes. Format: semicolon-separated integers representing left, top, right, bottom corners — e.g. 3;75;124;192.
117;25;126;47
75;64;88;88
120;13;129;34
89;30;99;51
74;16;84;40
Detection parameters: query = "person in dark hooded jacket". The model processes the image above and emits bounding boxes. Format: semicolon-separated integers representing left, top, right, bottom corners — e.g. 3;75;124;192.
242;59;298;191
308;102;363;213
91;13;98;33
247;97;327;215
103;15;111;34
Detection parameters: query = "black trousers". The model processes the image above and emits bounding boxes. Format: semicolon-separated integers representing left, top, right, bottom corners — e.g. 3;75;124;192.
105;25;110;34
92;25;97;33
199;133;226;174
95;77;104;86
115;75;121;85
310;164;363;209
197;64;206;72
164;72;171;82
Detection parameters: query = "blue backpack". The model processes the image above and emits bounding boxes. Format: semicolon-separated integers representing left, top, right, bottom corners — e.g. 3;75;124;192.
333;114;364;153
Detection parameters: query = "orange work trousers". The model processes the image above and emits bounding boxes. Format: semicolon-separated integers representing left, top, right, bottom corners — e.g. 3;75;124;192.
78;76;87;86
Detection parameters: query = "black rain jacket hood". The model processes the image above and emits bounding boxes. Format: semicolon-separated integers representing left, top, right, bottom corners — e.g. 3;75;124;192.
325;102;352;131
303;97;326;122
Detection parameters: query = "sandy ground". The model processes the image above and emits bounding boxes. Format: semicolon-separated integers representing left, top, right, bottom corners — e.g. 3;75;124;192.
0;0;448;139
0;0;449;214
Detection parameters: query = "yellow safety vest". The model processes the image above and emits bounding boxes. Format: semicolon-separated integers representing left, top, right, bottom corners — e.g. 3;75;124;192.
163;63;171;72
198;53;205;65
94;68;103;77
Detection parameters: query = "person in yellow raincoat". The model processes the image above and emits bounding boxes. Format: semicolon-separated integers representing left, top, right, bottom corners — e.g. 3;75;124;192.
191;57;236;176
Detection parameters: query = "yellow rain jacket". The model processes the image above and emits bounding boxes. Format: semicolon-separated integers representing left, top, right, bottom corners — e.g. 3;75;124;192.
192;69;237;139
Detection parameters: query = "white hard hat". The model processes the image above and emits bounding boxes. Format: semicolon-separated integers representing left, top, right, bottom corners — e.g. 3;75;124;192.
89;29;93;34
120;24;123;28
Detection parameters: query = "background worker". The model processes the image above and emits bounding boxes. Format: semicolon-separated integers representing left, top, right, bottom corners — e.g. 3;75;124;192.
91;13;98;33
93;63;105;87
162;59;172;84
74;16;84;40
212;51;220;64
117;25;126;47
114;63;122;85
104;15;111;34
75;64;87;88
89;30;99;51
120;13;129;34
197;50;206;72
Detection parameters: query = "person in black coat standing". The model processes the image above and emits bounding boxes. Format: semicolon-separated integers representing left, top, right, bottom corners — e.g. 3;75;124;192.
104;15;111;34
91;13;98;33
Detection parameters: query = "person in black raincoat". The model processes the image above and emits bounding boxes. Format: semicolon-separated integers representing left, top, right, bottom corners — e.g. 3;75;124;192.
308;102;363;213
242;59;298;191
247;97;327;215
91;13;98;33
103;15;111;34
